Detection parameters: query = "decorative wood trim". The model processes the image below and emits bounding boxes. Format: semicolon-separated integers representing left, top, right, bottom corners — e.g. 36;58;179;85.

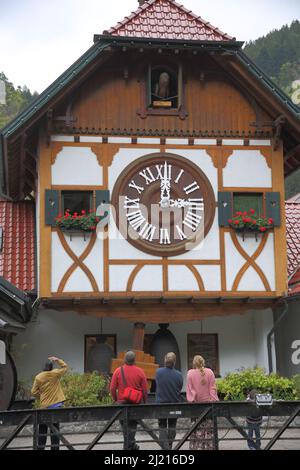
55;229;99;293
222;149;234;169
108;259;221;265
230;230;271;292
260;148;272;169
186;265;205;291
43;298;279;324
219;228;227;291
163;258;168;292
127;265;144;292
205;148;219;169
90;144;104;167
272;141;288;296
51;143;64;165
104;225;109;292
39;134;52;297
49;291;278;299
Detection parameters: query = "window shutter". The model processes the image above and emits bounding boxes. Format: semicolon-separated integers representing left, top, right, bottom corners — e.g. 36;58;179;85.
218;192;232;227
45;190;59;226
266;192;281;226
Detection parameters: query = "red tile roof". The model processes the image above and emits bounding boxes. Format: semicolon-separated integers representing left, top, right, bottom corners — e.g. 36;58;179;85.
286;198;300;279
286;197;300;296
0;202;36;292
105;0;234;41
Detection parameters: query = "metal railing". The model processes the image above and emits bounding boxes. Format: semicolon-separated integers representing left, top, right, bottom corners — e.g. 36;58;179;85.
0;401;300;450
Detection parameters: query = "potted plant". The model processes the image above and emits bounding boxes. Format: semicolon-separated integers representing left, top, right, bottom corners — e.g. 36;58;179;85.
55;210;101;240
228;209;273;241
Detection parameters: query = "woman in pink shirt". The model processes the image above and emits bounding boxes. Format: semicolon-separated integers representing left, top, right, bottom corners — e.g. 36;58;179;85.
186;355;219;450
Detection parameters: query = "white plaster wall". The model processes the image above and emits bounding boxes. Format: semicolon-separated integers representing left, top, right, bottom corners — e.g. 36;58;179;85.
132;265;163;292
168;266;199;291
253;309;274;371
225;232;246;291
51;232;73;292
172;212;220;260
225;232;275;291
195;265;221;291
223;150;272;188
109;265;136;292
51;232;104;293
13;309;271;385
52;146;103;185
255;233;275;291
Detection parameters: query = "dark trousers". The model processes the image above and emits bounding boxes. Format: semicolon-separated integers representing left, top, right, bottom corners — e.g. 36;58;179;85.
247;422;261;450
38;423;60;450
120;419;139;450
158;418;178;450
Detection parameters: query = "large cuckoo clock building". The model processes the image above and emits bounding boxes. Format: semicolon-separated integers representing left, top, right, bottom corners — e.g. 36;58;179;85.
2;0;300;384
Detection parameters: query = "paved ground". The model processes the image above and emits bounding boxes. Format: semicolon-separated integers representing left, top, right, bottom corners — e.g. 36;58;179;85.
1;425;300;450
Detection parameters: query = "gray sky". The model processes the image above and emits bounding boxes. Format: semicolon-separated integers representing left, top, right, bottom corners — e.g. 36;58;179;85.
0;0;299;93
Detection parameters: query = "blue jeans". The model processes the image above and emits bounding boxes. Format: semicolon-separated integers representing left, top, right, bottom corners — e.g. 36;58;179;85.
247;422;261;450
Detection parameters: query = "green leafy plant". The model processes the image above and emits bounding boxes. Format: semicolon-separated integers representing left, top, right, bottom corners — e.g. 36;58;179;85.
33;372;112;408
228;209;274;233
55;210;101;232
60;372;112;407
216;368;298;401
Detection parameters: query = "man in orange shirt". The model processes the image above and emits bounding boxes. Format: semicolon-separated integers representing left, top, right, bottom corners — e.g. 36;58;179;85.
110;351;148;450
31;356;68;450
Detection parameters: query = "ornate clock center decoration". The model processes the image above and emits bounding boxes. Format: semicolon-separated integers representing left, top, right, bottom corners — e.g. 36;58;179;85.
111;153;216;256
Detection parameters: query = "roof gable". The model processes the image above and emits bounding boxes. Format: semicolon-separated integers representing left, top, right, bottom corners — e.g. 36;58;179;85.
105;0;234;41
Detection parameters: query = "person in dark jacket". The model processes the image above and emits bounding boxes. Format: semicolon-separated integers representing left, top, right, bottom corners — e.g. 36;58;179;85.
246;389;263;450
155;352;183;450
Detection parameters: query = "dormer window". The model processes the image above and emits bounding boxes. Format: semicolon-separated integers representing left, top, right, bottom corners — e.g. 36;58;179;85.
137;61;187;119
149;65;180;109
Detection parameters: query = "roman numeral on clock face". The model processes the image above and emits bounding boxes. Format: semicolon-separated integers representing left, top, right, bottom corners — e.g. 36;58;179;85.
183;211;202;231
129;180;145;194
176;225;187;241
123;196;140;209
184;181;200;195
126;210;145;230
188;198;204;210
155;162;172;181
139;222;157;241
175;169;184;184
139;167;156;185
160;228;171;245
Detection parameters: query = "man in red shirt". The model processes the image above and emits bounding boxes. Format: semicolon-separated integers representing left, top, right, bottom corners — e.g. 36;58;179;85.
110;351;148;450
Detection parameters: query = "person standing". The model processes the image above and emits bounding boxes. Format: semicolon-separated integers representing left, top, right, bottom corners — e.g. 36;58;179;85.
110;351;148;450
186;355;219;450
155;352;183;450
31;356;68;450
246;390;262;450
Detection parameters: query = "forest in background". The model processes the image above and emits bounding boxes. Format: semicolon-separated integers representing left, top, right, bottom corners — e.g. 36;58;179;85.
0;20;300;197
244;20;300;199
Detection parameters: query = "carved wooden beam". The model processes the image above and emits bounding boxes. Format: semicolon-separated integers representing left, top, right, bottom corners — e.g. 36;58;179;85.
273;114;287;151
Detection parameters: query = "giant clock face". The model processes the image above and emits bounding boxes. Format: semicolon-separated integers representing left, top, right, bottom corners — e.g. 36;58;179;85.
112;153;216;256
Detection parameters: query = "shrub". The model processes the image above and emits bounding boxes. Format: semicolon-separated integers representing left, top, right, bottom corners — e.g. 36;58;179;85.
61;372;113;407
216;368;298;401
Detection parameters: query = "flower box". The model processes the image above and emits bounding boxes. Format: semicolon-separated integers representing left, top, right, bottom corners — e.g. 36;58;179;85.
228;209;273;242
55;210;100;241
